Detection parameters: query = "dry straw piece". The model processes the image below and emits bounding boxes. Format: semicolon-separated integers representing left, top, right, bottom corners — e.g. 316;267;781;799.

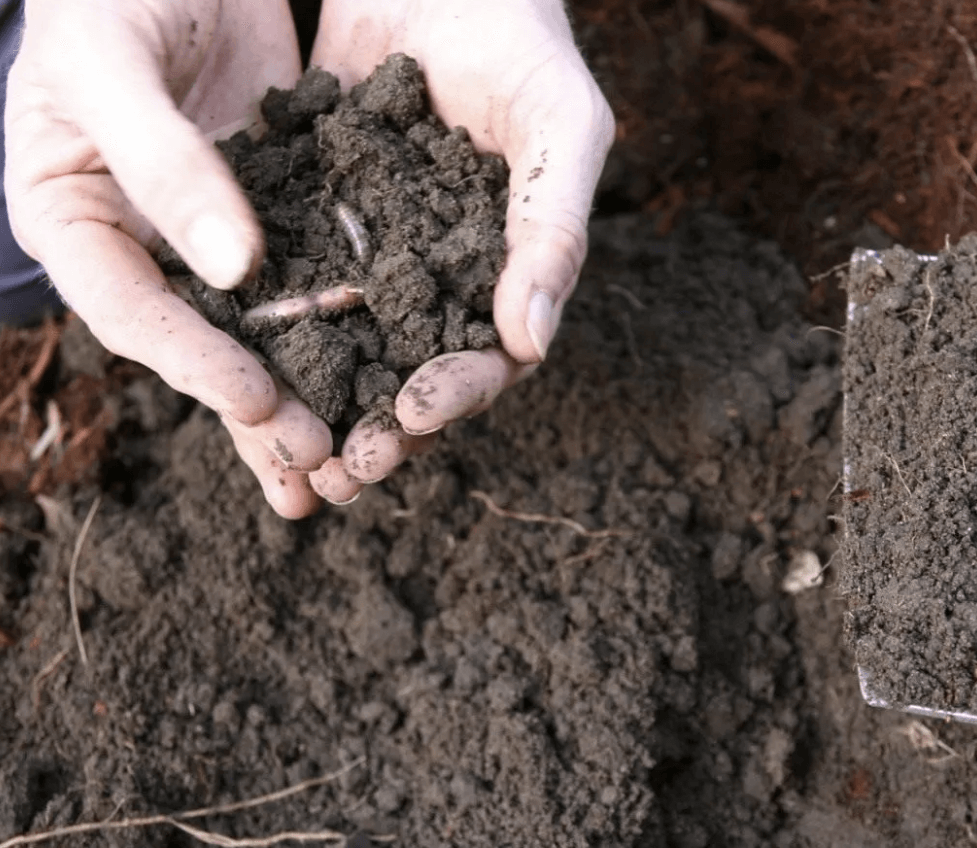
0;759;374;848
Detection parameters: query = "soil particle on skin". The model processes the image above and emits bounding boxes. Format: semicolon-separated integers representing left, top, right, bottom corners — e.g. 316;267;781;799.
843;238;977;711
7;213;977;848
160;54;507;436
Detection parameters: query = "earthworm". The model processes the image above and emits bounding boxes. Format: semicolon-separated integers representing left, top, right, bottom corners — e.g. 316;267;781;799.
239;285;365;328
336;201;374;267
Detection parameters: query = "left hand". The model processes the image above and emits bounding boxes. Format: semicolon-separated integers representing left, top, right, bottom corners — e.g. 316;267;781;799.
305;0;615;503
6;0;333;519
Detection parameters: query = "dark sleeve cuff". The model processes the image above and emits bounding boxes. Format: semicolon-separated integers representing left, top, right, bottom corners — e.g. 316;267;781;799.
0;275;66;325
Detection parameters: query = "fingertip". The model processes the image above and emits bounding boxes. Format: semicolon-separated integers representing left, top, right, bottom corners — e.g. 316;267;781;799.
342;424;402;483
309;457;364;505
225;414;322;518
395;350;515;433
185;212;263;291
342;423;437;484
526;289;556;361
264;474;323;519
401;422;446;437
220;359;279;426
493;229;578;364
238;397;334;471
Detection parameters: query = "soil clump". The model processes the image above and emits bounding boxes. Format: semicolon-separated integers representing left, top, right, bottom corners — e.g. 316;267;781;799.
161;54;507;435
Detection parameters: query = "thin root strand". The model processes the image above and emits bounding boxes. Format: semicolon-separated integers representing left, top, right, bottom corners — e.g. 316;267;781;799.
0;759;371;848
470;490;631;539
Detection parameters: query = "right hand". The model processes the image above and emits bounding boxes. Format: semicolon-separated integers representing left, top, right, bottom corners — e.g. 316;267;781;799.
6;0;331;517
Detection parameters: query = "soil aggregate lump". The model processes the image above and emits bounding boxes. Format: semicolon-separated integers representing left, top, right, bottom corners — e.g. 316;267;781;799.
161;53;508;435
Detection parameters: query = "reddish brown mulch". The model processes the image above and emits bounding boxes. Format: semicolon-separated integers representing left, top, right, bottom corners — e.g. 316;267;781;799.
577;0;977;312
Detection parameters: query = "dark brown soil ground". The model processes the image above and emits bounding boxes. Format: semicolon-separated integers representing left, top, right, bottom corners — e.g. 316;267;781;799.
6;2;977;846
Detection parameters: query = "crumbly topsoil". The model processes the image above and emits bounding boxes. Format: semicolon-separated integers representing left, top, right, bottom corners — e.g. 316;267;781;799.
161;54;507;434
843;239;977;711
10;212;977;846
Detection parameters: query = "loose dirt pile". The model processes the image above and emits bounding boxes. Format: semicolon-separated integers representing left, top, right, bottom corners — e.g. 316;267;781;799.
5;213;977;848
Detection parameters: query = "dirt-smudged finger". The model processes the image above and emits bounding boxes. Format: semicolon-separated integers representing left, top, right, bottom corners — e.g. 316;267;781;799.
309;457;364;505
224;423;322;519
225;395;333;471
395;349;532;435
342;421;438;483
33;220;279;425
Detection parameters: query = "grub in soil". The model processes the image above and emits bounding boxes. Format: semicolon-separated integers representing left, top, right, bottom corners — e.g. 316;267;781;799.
160;53;508;438
842;237;977;711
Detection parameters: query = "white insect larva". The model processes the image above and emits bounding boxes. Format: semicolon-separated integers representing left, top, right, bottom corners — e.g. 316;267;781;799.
239;285;365;328
335;201;374;267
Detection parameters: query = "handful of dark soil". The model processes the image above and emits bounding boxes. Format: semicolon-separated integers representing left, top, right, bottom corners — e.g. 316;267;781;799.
161;54;508;438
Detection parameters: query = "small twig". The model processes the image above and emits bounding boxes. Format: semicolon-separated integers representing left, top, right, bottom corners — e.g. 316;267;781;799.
881;451;913;498
177;764;363;820
898;720;959;766
805;325;845;338
63;406;114;455
0;518;46;543
808;261;851;284
29;400;62;462
0;319;60;422
949;24;977;92
948;137;977;192
69;496;101;667
816;547;840;579
618;310;644;369
563;537;613;566
448;174;480;189
921;265;936;338
0;759;367;848
166;821;348;847
607;283;647;311
825;475;843;501
699;0;798;67
470;490;630;538
30;647;70;709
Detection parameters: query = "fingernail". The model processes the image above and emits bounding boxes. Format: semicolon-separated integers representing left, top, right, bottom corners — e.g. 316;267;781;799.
327;490;362;506
402;422;445;436
527;290;555;360
185;213;254;290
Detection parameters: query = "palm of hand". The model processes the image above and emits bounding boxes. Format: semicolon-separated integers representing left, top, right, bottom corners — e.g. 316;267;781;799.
8;0;300;262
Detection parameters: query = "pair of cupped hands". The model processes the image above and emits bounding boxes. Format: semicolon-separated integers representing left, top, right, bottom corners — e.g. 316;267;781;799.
6;0;614;517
